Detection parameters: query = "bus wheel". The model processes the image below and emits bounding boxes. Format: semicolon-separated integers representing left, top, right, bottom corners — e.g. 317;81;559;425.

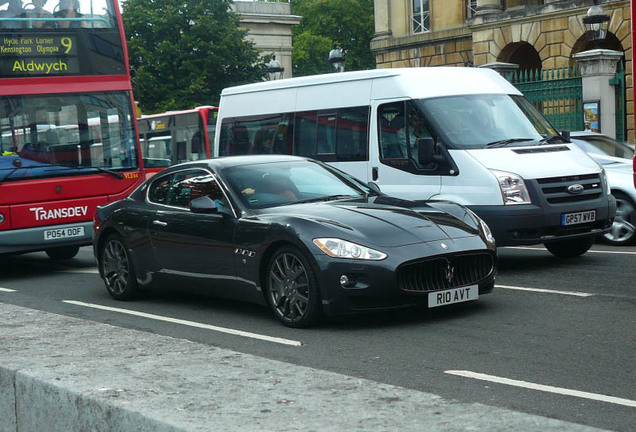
45;246;80;260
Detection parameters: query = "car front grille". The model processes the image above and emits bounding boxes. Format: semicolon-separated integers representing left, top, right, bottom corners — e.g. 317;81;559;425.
397;252;495;293
536;173;603;204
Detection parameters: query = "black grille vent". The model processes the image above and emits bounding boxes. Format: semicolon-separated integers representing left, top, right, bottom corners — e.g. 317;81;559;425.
513;146;570;154
536;173;602;204
397;253;495;293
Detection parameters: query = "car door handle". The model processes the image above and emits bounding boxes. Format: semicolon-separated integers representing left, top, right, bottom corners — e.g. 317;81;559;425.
152;220;168;227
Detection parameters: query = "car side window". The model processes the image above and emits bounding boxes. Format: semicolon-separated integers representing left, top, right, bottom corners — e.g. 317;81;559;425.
148;169;227;209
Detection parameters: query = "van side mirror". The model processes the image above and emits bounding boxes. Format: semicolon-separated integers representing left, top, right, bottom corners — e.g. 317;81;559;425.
417;137;437;165
560;130;570;141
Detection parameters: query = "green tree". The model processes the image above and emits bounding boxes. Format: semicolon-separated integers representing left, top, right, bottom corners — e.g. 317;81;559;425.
123;0;266;113
291;0;375;76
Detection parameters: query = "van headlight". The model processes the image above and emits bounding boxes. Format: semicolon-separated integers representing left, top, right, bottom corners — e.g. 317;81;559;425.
313;238;387;260
491;169;531;205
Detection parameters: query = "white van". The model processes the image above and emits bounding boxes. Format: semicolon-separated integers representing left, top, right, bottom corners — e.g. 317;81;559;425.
215;67;616;257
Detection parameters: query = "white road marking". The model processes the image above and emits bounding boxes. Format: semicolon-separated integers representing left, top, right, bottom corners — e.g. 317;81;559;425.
59;268;99;274
63;300;302;347
495;284;593;297
445;370;636;408
0;287;16;292
505;246;636;255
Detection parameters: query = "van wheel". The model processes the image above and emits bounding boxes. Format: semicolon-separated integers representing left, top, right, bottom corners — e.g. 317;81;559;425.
265;246;323;328
544;237;594;258
45;246;80;260
602;192;636;246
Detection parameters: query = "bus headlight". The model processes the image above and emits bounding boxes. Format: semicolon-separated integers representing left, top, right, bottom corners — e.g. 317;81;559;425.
491;169;531;205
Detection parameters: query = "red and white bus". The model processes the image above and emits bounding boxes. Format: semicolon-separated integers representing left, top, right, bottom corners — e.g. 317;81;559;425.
0;0;143;259
137;106;218;177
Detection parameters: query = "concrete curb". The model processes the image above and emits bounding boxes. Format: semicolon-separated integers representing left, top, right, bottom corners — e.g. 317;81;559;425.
0;303;608;432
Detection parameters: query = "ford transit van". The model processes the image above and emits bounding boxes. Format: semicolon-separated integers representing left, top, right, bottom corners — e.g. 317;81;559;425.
215;67;616;257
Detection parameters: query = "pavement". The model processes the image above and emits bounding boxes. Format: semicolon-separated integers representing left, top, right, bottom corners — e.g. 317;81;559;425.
0;302;611;432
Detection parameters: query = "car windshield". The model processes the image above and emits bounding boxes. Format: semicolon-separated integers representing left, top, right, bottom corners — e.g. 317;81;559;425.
571;136;635;160
222;159;367;209
415;94;559;149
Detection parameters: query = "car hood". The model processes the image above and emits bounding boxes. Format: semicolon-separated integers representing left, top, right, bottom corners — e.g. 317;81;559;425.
258;197;481;247
465;144;601;178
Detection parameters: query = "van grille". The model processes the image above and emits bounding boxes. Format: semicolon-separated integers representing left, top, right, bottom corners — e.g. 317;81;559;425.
536;173;603;204
397;253;495;293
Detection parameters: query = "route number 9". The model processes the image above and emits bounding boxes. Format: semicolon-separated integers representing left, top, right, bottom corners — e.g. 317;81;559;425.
61;37;72;54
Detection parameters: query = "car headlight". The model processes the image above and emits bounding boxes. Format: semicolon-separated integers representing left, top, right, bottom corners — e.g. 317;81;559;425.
479;218;496;245
313;238;387;260
491;169;531;205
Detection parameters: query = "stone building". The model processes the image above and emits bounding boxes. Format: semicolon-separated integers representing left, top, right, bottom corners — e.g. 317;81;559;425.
371;0;632;141
232;0;301;79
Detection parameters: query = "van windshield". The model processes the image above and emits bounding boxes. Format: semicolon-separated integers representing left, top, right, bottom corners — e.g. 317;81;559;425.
416;94;560;149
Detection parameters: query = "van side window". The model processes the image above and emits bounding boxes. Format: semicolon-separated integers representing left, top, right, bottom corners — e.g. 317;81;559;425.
219;114;293;156
219;106;369;162
337;106;369;161
294;111;317;157
378;101;437;170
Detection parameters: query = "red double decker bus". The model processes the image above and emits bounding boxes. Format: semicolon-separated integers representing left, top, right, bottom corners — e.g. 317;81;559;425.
0;0;143;259
137;106;218;177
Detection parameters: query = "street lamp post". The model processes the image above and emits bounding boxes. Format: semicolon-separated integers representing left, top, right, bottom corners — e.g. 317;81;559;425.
582;0;610;44
266;56;284;81
328;48;345;73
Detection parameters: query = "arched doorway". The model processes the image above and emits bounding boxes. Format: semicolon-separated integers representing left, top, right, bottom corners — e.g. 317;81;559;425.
498;42;542;75
569;32;623;67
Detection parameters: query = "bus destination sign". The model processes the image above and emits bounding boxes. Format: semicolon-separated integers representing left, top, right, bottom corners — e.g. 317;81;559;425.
0;34;79;76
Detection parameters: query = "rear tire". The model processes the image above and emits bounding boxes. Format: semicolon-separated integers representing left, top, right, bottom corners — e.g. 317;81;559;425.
45;246;80;260
265;245;323;328
602;192;636;246
100;233;139;300
544;237;594;258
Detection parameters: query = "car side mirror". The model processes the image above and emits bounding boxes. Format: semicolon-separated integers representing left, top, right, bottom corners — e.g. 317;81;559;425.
366;181;381;194
417;137;438;166
190;196;219;214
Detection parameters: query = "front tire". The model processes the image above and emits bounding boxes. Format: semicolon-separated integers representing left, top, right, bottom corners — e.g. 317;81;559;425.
265;246;323;328
603;192;636;246
45;246;80;260
544;237;594;258
100;233;139;300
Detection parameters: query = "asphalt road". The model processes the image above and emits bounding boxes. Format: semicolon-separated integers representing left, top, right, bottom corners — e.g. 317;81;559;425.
0;243;634;432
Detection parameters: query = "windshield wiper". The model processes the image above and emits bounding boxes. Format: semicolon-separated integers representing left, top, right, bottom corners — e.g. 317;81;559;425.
486;138;535;148
90;166;125;179
294;194;359;204
540;135;567;145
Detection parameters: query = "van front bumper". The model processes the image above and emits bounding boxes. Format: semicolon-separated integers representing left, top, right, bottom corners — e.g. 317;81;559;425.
468;194;616;247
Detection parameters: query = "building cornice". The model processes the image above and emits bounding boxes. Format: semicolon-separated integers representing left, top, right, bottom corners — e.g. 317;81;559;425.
371;27;471;53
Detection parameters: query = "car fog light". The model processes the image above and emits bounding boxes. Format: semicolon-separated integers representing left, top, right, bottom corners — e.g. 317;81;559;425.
0;213;4;224
340;275;355;287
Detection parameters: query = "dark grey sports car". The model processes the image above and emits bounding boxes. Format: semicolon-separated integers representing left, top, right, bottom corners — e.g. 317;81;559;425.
93;155;497;327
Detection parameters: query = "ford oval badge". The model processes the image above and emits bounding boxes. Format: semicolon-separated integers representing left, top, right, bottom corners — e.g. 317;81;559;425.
567;184;584;194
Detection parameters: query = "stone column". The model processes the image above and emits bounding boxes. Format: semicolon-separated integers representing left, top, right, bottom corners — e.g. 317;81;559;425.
573;49;623;139
475;0;503;15
373;0;391;40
